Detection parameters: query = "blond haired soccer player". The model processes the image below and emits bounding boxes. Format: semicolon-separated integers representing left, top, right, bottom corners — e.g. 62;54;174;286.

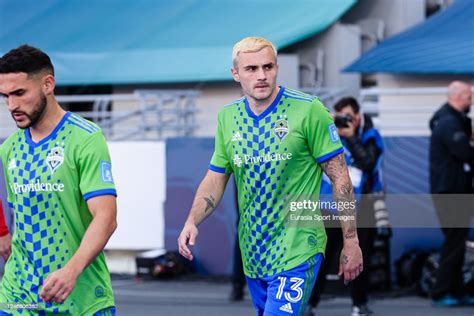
0;45;117;315
178;37;363;315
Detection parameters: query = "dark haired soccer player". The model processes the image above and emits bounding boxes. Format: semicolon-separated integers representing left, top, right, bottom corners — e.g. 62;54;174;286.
0;45;117;315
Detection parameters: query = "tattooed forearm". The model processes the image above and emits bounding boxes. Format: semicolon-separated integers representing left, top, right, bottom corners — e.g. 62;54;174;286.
336;182;357;239
185;171;230;227
320;153;346;183
334;183;353;204
203;195;216;214
321;153;358;241
343;221;357;239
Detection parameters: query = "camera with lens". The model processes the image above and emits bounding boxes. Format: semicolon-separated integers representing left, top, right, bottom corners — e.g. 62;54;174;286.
334;114;353;128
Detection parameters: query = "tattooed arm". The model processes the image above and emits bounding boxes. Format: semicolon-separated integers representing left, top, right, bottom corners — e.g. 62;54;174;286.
178;170;230;260
321;153;363;284
321;153;357;240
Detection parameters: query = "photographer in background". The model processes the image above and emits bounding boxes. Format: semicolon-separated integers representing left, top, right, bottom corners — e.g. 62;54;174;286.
306;97;386;316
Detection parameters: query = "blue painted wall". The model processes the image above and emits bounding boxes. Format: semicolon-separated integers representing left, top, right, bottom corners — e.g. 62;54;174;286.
164;138;237;275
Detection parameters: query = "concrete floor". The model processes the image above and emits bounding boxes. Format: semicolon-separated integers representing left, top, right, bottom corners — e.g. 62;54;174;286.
113;277;474;316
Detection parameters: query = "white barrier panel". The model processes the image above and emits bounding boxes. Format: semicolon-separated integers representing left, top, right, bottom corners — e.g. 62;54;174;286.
106;142;166;250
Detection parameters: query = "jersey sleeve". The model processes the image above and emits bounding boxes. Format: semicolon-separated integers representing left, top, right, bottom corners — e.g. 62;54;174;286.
78;132;117;201
209;112;233;174
305;98;344;163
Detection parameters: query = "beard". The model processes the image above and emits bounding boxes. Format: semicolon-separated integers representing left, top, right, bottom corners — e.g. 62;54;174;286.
12;93;48;129
245;84;276;104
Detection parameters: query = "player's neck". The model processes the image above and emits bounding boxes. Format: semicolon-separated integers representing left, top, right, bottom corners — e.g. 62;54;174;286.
248;87;280;115
29;102;66;143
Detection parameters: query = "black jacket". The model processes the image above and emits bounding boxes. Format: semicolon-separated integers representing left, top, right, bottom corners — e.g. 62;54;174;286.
343;114;383;193
429;103;474;193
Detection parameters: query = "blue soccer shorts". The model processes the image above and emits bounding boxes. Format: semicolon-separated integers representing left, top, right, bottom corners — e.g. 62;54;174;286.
246;253;323;316
93;306;116;316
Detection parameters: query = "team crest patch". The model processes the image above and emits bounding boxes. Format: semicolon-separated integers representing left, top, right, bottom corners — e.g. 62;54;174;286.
46;145;65;174
100;161;114;183
274;117;289;142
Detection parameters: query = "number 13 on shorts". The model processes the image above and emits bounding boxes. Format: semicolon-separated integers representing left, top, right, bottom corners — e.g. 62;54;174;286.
246;254;323;316
276;277;304;303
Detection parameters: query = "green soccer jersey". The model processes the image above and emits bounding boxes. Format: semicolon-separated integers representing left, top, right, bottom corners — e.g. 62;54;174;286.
0;112;117;315
210;87;343;278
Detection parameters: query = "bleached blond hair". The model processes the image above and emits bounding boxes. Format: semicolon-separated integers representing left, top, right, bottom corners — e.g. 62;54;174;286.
232;37;277;67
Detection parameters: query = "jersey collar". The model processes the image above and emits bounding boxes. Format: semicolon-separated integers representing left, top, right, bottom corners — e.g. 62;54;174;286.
244;86;284;121
25;112;71;147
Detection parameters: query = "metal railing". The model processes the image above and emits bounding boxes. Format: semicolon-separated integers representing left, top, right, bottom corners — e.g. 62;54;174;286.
2;86;471;139
359;86;474;136
300;87;348;109
0;89;200;140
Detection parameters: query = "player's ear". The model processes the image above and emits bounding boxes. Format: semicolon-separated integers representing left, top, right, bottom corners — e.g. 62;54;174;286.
231;67;240;83
42;74;55;96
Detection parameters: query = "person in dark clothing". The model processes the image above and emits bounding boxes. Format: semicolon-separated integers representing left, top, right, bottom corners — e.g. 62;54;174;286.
229;183;246;301
429;80;474;307
305;97;384;316
229;230;246;301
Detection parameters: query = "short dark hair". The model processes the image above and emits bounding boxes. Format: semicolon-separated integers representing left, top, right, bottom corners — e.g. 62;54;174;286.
334;96;360;113
0;45;54;76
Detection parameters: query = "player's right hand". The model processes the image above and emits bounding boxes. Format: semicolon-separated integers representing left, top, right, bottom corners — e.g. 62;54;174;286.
0;233;12;261
178;223;198;261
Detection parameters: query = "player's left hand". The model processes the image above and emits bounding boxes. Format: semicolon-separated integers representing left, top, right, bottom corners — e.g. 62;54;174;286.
338;241;363;285
39;266;80;303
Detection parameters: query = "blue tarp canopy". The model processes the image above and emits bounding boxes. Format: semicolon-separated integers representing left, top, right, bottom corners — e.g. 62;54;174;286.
345;0;474;74
0;0;355;85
